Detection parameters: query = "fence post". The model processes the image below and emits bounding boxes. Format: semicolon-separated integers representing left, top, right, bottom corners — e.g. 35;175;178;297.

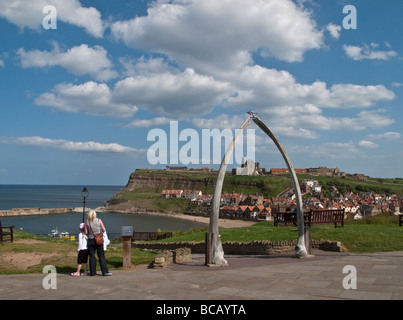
122;236;134;268
121;226;134;269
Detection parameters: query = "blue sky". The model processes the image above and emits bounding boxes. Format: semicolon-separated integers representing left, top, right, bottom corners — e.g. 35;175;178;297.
0;0;402;185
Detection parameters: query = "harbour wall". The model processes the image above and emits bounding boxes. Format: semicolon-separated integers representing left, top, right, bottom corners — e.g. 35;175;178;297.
0;207;84;217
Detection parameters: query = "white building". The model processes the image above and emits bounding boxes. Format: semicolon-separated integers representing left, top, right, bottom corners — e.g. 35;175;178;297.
233;158;258;176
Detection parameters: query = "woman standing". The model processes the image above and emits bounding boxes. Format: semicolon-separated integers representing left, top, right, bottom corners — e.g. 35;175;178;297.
85;210;112;276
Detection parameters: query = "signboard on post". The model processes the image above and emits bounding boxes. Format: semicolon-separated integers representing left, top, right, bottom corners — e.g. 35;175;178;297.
121;226;133;237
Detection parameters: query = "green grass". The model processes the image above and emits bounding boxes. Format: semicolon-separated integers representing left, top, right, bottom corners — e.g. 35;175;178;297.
0;231;158;275
117;190;190;212
155;215;403;253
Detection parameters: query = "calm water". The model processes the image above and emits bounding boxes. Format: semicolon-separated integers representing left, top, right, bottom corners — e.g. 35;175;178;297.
0;185;122;210
0;185;205;237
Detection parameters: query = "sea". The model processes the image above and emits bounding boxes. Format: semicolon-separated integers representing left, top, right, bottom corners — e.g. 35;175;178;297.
0;185;205;238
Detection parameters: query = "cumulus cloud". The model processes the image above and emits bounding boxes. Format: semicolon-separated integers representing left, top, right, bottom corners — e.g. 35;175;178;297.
23;1;396;140
297;109;395;131
0;0;105;37
34;67;231;118
358;140;379;149
17;43;117;81
119;56;178;77
111;0;323;73
112;68;231;117
252;108;394;141
288;141;365;159
192;114;248;130
227;65;395;111
326;23;342;39
343;43;398;61
368;132;402;141
35;81;138;118
124;117;172;128
0;136;144;154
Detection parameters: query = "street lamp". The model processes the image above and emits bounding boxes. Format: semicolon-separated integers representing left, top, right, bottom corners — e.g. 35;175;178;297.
81;187;88;223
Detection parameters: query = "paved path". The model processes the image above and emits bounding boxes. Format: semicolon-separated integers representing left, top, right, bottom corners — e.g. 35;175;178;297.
1;250;403;300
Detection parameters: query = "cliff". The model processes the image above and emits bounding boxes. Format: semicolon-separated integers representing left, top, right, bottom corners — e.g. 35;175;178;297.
117;170;217;194
102;169;217;213
102;168;403;214
102;169;292;213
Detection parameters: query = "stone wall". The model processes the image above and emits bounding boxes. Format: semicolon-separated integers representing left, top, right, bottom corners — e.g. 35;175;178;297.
149;248;192;268
132;239;344;255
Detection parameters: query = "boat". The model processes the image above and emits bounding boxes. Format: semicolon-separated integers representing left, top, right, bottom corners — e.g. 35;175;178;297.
48;228;76;241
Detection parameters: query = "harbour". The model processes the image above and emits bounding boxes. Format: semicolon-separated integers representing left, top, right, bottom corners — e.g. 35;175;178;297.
0;185;206;239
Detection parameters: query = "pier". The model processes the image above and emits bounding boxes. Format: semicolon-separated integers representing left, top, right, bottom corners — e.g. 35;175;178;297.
0;207;82;217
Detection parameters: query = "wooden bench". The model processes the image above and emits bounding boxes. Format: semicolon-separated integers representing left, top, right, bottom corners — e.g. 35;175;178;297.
305;209;345;228
0;220;15;243
274;209;345;228
273;212;297;227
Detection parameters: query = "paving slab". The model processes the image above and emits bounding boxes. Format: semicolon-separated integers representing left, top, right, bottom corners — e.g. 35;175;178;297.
1;250;403;301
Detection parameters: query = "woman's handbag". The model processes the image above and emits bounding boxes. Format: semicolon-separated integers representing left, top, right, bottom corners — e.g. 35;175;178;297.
94;233;104;245
88;221;104;245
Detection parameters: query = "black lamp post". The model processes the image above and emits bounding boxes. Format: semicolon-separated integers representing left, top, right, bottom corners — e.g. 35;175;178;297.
81;187;88;223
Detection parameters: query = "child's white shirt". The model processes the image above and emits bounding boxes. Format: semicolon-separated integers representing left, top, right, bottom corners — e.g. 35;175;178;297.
77;232;88;251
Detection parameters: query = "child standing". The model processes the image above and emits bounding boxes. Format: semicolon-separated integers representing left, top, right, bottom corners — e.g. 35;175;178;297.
71;223;88;276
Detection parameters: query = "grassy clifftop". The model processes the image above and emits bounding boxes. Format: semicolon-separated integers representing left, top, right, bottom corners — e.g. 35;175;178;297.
104;169;403;213
118;169;293;198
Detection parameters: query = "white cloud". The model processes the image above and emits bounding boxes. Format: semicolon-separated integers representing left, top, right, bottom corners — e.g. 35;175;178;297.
0;0;105;37
326;23;342;39
0;59;4;68
35;81;138;118
288;141;365;159
297;109;395;131
368;132;402;141
17;43;117;81
343;43;398;61
112;68;231;117
358;140;379;149
119;56;178;77
111;0;323;73
227;65;395;111
0;136;144;154
192;114;247;130
124;117;172;128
